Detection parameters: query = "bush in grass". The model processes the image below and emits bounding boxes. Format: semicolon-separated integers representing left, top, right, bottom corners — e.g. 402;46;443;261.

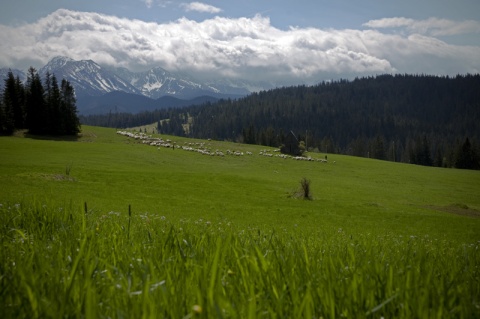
300;177;312;200
288;177;313;200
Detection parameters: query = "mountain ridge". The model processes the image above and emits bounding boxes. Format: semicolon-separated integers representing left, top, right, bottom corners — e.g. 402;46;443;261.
77;91;220;115
38;57;141;97
1;56;265;114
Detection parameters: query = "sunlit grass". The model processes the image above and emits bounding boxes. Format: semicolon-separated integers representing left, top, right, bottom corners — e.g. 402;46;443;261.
1;126;480;317
1;201;478;318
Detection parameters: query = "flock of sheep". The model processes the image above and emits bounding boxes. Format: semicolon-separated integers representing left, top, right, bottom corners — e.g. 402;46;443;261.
116;130;330;163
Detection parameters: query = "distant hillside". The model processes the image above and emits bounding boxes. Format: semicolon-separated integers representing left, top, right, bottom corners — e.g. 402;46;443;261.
81;74;480;168
77;91;219;115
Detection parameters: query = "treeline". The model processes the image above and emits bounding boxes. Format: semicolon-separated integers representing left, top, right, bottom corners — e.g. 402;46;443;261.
81;74;480;169
0;68;80;136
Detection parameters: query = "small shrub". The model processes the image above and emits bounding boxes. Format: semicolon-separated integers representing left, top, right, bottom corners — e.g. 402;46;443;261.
288;177;313;200
300;177;312;200
287;178;313;200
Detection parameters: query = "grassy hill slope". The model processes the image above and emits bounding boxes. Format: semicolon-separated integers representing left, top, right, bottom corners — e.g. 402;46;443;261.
1;125;479;240
1;126;480;317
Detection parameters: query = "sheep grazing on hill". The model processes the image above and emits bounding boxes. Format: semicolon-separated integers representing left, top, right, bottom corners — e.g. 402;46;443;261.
117;130;333;164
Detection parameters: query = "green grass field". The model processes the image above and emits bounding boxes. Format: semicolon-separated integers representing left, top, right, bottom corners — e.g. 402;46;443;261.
1;126;479;318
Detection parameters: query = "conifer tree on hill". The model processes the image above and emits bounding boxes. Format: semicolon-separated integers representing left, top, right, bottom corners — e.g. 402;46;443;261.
1;71;26;134
25;67;45;134
1;67;80;136
455;138;480;170
0;99;6;134
60;78;81;135
1;73;15;135
2;71;26;131
14;75;25;129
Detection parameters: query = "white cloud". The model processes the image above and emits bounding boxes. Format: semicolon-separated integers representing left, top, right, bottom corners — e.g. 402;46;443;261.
0;10;478;83
142;0;154;9
364;17;480;36
142;0;172;9
181;2;222;14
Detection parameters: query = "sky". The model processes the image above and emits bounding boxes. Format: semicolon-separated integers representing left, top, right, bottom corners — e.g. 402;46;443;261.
0;0;479;85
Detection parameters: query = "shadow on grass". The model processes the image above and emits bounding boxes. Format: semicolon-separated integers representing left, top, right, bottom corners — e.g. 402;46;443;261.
426;204;480;218
16;129;82;142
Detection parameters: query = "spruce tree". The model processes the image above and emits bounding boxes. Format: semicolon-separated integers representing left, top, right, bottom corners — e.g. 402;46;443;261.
14;75;25;129
0;94;9;134
455;138;480;170
372;135;386;160
44;72;53;133
47;74;61;134
2;71;26;131
410;135;433;166
25;67;46;134
0;99;4;133
420;135;433;166
1;72;16;134
60;79;80;135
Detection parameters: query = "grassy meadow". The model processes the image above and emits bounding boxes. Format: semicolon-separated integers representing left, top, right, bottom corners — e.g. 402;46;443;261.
1;125;479;318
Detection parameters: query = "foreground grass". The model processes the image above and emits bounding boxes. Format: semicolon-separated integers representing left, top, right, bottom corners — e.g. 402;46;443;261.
1;126;480;317
1;201;479;318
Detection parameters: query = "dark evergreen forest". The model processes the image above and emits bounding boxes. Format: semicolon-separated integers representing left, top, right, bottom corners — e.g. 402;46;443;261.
0;68;80;136
81;74;480;169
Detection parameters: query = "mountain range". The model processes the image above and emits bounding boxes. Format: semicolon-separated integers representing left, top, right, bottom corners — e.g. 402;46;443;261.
1;56;271;114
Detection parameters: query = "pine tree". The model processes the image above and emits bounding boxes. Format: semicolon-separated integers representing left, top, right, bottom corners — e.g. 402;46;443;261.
0;95;9;134
47;74;61;134
433;147;444;167
244;124;256;144
421;135;433;166
410;135;433;166
0;100;4;132
14;76;25;129
371;135;386;160
60;79;80;135
1;72;16;134
25;67;46;134
44;71;52;132
455;138;480;170
2;71;26;131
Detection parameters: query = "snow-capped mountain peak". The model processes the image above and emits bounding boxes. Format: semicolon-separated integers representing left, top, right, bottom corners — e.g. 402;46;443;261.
1;57;273;114
40;56;75;72
39;57;140;97
106;64;227;99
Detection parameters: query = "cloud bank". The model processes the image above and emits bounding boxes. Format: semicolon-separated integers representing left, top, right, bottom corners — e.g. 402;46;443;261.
0;9;478;84
364;17;480;36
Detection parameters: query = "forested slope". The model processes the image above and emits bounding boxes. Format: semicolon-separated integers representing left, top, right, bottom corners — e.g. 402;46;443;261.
81;74;480;168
